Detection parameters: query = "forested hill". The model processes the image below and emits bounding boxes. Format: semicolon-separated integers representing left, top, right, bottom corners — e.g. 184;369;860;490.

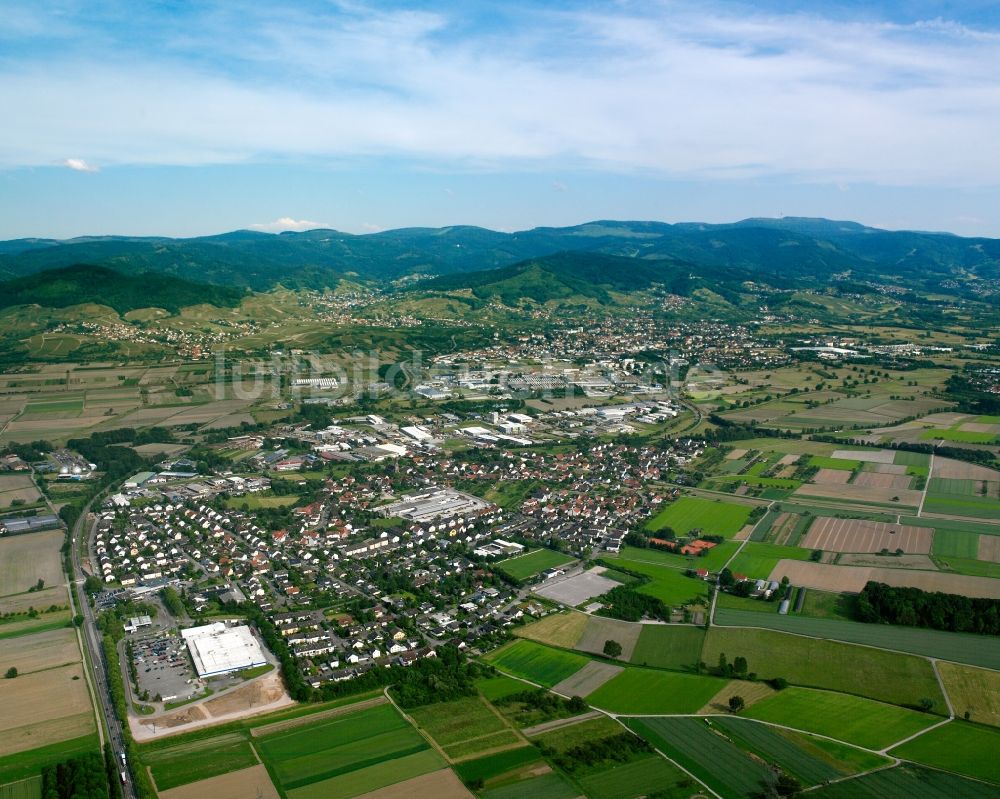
0;217;998;292
0;264;246;314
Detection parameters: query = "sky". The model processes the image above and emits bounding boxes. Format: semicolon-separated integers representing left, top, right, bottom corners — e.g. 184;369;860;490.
2;0;1000;239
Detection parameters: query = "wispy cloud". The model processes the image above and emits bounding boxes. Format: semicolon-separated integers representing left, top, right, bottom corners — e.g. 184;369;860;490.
58;158;98;172
249;217;327;232
3;2;1000;187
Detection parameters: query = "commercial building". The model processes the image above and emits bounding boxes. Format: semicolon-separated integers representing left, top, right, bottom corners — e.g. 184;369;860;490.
180;622;267;678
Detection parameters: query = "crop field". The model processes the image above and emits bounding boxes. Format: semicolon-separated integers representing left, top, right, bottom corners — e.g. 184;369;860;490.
585;667;726;714
891;722;1000;785
629;624;705;670
792;482;923;509
1;628;79;675
727;542;812;578
0;664;94;758
0;777;41;799
931;529;981;558
702;626;945;708
485;640;588;687
937;662;1000;727
408;696;512;757
810;763;996;799
479;771;577;799
644;496;752;537
743;687;937;749
146;733;259;791
157;765;280;799
801;516;932;554
256;702;438;795
0;530;65;596
712;608;1000;670
710;718;889;785
452;746;541;784
476;676;528;703
0;735;100;787
285;750;447;799
576;755;692;799
809;455;860;471
612;558;709;605
514;611;588;649
574;616;642;660
627;716;773;799
497;549;574;581
0;475;41;508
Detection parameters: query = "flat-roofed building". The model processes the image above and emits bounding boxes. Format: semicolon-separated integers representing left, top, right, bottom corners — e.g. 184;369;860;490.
181;622;267;677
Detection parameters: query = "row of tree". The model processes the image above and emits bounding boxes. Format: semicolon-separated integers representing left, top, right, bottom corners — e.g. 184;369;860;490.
856;581;1000;635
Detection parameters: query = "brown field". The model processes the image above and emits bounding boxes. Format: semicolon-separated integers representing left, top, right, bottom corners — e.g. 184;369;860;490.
778;454;800;466
0;664;94;757
812;469;851;485
937;662;1000;728
351;768;473;799
726;449;748;460
852;472;912;490
979;536;1000;564
516;611;588;649
698;680;775;714
933;457;1000;482
874;463;908;475
0;585;69;615
2;627;79;674
792;483;923;507
203;672;291;718
159;765;280;799
769;559;1000;598
0;474;42;507
770;513;798;545
960;422;1000;435
0;530;65;596
831;449;895;463
576;616;642;660
838;554;937;570
802;517;932;554
552;661;623;698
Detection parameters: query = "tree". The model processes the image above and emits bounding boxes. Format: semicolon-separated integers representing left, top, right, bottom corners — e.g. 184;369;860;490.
603;640;623;659
729;695;745;712
918;697;935;713
733;656;748;677
5;667;17;679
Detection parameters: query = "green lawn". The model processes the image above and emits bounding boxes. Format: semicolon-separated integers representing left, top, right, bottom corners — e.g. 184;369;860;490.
645;496;752;537
586;667;726;714
612;558;710;605
498;549;574;581
147;734;259;791
485;639;588;687
891;722;1000;785
629;625;705;670
743;687;937;750
702;626;945;709
727;542;813;579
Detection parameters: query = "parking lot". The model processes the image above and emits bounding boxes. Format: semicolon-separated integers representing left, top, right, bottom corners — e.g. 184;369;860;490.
130;630;201;704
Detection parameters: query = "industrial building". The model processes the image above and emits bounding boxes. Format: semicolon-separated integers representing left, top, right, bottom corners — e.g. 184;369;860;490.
376;486;492;523
180;622;267;678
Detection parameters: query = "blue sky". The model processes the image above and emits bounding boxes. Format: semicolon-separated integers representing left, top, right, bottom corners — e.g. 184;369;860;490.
2;1;1000;238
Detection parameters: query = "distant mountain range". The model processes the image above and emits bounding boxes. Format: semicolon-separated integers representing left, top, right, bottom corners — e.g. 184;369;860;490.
1;218;997;300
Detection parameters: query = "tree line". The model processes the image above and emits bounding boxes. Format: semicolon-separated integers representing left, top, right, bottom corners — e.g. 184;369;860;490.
856;581;1000;635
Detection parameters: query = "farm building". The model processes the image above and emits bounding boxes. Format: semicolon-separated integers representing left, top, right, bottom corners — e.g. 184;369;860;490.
181;622;267;677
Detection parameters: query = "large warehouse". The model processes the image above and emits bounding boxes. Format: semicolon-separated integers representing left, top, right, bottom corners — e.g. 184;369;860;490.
180;622;267;678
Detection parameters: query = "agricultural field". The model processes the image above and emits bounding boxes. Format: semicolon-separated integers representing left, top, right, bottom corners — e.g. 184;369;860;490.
255;702;443;798
702;627;945;708
1;628;79;675
573;616;642;661
644;496;752;537
484;640;588;688
629;624;705;670
158;765;280;799
727;542;812;578
810;763;997;799
514;611;588;649
585;667;726;714
479;771;577;799
408;696;518;760
496;549;574;581
146;733;260;791
0;735;101;788
575;755;693;799
891;722;1000;785
609;558;709;606
936;662;1000;727
765;559;1000;598
742;687;937;749
0;663;95;758
0;777;41;799
0;475;41;509
0;530;65;596
712;608;1000;670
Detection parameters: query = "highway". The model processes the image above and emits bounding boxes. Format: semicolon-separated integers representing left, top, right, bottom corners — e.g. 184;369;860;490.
68;496;138;799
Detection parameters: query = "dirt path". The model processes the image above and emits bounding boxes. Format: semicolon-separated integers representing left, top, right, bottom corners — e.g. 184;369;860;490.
522;710;601;737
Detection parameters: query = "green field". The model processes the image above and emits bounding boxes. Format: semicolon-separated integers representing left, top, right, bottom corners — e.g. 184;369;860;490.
891;722;1000;785
613;558;710;605
931;529;981;558
485;640;588;687
613;540;739;575
0;777;41;799
256;702;435;793
627;716;773;799
727;542;813;578
285;749;445;799
702;626;945;709
924;494;1000;520
453;746;541;783
576;755;694;799
0;736;100;786
894;451;931;467
920;428;998;444
476;675;529;702
810;763;996;799
645;496;752;537
480;771;578;799
408;695;515;758
809;455;861;470
743;687;937;749
629;625;705;670
586;667;725;714
498;549;574;581
711;718;889;785
146;734;259;790
712;608;1000;671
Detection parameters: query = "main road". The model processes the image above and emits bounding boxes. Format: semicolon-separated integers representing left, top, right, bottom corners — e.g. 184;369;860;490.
67;494;138;799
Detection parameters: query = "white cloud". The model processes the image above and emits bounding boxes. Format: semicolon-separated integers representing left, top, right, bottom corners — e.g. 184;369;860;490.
58;157;98;172
3;3;1000;187
249;217;327;232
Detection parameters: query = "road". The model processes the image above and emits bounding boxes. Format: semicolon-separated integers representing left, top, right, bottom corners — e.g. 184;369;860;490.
68;495;138;799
